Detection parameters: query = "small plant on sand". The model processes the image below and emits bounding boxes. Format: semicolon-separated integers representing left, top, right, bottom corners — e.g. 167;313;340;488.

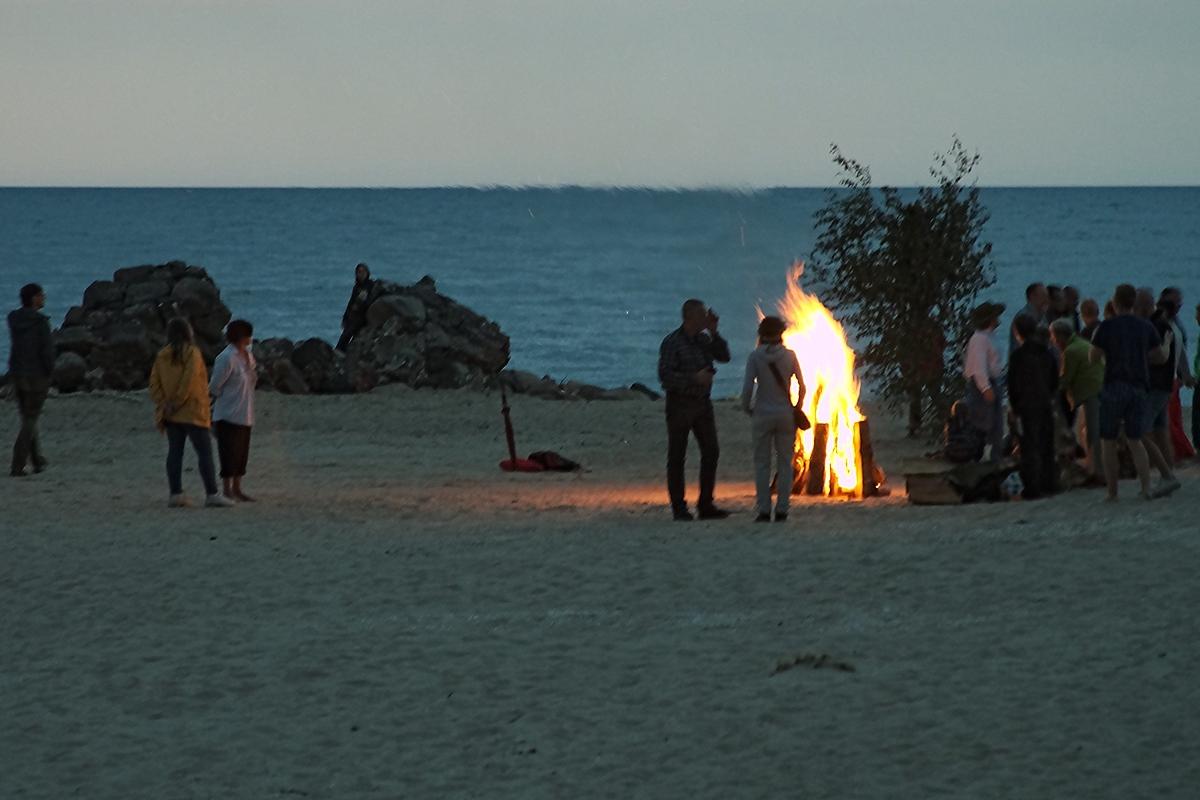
809;137;994;436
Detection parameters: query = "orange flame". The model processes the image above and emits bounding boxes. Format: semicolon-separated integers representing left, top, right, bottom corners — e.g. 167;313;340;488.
768;261;864;496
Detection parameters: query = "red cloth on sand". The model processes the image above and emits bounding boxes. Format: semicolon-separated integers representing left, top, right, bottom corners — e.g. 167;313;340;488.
1168;382;1195;460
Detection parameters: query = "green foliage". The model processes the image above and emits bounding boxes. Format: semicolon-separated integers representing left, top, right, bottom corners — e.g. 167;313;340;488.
809;138;994;435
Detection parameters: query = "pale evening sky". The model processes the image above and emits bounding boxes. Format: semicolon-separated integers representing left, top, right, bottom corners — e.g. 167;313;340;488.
1;0;1198;187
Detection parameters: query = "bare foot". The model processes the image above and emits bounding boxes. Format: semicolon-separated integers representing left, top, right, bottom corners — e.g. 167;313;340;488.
234;491;256;502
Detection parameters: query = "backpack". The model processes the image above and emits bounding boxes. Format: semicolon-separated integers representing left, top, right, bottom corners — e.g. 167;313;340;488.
526;451;582;472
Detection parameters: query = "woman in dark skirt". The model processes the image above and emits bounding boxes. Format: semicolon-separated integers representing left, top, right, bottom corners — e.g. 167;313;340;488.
208;319;257;501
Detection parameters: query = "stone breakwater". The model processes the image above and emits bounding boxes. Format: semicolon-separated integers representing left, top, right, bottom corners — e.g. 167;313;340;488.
39;262;659;402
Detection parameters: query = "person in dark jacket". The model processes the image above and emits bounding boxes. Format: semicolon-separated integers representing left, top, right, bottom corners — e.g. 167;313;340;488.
658;298;732;521
1007;313;1059;498
8;283;56;476
336;263;377;351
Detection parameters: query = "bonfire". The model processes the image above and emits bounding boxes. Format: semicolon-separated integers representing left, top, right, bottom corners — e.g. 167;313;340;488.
769;261;882;498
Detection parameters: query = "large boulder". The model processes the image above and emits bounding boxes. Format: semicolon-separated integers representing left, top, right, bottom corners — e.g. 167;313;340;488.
82;280;124;310
53;326;99;356
124;280;171;305
52;352;89;393
366;295;426;331
292;337;336;372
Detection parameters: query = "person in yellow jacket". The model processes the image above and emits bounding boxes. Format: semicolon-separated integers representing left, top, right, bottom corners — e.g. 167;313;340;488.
149;318;234;508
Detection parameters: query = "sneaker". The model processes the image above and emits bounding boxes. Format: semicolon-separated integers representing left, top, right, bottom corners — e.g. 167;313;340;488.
673;510;695;522
697;507;731;520
754;513;772;523
205;493;236;508
1151;477;1182;499
168;493;194;508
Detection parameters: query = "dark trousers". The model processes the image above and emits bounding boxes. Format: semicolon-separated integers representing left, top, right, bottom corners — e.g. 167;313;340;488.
11;377;49;473
1017;408;1057;498
214;420;252;478
666;394;720;513
336;321;363;352
166;422;219;496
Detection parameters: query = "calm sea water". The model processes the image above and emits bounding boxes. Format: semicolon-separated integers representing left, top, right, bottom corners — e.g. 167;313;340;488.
2;187;1198;401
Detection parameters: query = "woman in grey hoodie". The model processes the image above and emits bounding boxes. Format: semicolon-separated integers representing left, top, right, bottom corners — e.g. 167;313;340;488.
741;316;805;522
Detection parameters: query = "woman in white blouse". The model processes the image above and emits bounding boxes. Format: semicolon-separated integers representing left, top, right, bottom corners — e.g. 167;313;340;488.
209;319;257;502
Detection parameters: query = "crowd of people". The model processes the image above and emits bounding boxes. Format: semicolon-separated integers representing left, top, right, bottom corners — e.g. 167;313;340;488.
8;274;1198;514
961;281;1197;502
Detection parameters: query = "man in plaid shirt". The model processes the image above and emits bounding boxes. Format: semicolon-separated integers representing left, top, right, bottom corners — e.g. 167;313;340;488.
658;298;732;521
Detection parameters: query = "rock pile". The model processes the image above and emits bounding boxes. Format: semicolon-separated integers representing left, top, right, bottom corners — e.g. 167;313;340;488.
498;370;660;402
52;261;231;392
47;263;660;402
251;275;512;394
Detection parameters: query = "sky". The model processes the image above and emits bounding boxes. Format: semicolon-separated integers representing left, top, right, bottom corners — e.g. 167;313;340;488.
1;0;1198;187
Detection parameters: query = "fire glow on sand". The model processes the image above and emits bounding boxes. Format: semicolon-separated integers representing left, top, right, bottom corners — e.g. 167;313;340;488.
770;261;882;499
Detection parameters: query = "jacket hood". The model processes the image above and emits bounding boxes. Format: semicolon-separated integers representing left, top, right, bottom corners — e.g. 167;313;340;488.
8;307;47;332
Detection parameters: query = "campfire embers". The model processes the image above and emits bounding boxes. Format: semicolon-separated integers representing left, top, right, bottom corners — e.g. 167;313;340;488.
772;262;883;499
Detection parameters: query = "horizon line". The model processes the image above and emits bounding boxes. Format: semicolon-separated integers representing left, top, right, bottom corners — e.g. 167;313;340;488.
3;183;1200;191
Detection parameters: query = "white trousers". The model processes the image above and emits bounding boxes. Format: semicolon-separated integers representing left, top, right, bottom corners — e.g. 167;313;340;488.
752;411;798;515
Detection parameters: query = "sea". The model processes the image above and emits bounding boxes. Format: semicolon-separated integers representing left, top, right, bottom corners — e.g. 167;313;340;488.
1;187;1198;403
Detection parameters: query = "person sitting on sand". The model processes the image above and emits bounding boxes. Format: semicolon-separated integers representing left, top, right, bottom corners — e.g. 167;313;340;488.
336;263;377;351
1088;284;1178;501
209;319;258;502
942;401;986;464
150;318;234;508
658;298;731;521
741;315;805;522
1008;314;1059;499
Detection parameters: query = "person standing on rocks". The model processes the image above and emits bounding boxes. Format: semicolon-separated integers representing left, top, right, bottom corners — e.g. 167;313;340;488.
336;263;376;351
7;283;55;477
149;318;234;508
658;298;731;521
209;319;257;502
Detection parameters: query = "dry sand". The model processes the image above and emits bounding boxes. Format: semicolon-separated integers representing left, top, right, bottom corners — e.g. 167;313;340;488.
2;385;1198;798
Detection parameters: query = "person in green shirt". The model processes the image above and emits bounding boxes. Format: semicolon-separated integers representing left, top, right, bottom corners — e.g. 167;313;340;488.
1051;319;1105;480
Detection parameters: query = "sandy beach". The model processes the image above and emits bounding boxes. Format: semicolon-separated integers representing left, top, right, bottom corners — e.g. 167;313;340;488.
2;385;1198;798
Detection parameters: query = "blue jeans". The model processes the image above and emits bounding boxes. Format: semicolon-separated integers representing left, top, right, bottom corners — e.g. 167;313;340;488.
166;422;219;496
966;382;1005;461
